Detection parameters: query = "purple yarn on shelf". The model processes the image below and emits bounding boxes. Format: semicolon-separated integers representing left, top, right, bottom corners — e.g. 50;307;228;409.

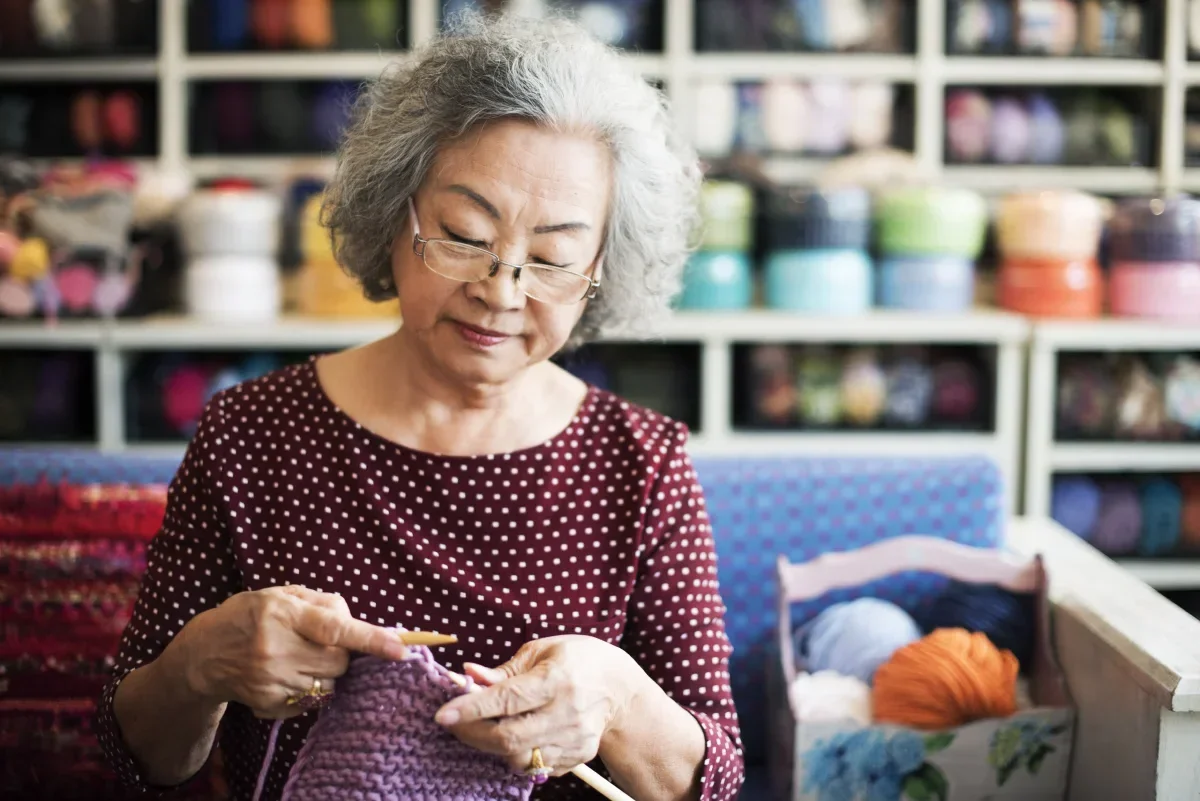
1050;475;1101;539
990;95;1031;164
1091;481;1142;555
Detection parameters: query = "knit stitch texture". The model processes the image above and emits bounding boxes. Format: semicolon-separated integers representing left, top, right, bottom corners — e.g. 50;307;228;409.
264;644;535;801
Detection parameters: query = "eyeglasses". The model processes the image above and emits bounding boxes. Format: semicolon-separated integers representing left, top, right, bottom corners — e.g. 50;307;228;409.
408;199;601;306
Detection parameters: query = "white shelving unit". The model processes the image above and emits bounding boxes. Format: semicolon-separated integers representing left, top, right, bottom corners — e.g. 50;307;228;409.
1;0;1193;194
3;310;1030;511
1024;318;1200;589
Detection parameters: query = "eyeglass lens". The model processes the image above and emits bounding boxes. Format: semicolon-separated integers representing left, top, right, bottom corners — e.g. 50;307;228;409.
424;239;591;303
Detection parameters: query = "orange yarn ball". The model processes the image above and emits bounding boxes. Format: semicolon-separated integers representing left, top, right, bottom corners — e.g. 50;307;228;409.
872;628;1019;730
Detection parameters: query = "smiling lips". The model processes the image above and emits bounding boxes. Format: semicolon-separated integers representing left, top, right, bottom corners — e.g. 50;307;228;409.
454;320;513;347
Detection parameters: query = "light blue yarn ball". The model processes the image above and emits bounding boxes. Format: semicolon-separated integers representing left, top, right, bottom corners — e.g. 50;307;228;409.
796;597;923;685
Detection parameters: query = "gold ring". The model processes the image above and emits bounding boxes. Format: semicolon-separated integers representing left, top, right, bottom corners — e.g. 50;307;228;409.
526;747;551;785
287;676;331;710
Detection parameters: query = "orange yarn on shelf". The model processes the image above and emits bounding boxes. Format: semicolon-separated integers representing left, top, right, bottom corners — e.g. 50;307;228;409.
872;628;1019;730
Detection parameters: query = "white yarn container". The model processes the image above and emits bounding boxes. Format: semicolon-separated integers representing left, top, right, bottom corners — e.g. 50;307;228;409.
186;255;282;323
178;188;282;258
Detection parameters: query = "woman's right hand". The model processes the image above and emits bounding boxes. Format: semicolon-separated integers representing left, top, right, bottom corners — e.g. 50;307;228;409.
167;585;409;719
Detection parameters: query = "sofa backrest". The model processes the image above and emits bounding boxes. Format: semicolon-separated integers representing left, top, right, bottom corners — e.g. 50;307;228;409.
692;455;1005;764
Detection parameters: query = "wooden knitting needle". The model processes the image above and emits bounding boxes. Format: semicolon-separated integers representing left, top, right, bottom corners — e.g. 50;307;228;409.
444;671;638;801
397;631;459;647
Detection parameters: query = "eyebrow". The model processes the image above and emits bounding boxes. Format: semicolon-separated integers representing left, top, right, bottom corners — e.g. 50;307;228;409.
446;184;591;235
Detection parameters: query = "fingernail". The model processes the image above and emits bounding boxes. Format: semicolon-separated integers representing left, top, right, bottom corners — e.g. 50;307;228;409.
385;642;409;660
435;707;460;726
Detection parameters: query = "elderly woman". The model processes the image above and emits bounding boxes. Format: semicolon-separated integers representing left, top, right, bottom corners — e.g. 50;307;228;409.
96;12;743;801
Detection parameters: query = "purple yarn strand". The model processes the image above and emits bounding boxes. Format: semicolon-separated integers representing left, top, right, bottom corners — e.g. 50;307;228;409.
254;719;285;801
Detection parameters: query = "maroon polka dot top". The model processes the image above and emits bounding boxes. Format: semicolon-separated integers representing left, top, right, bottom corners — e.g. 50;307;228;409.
95;360;745;801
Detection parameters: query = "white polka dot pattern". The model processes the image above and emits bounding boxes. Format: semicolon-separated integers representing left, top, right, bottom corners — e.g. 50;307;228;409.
94;361;745;801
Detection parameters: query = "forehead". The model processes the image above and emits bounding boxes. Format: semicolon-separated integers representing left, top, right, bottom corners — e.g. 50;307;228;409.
430;119;611;218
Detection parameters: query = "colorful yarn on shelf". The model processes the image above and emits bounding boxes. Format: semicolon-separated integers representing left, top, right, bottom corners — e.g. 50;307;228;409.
1091;480;1142;555
873;628;1019;730
915;580;1037;670
795;597;923;685
1139;477;1183;557
1050;475;1101;539
1179;475;1200;551
788;670;872;726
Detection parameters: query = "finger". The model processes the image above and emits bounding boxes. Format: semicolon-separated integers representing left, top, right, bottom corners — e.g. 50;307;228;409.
292;643;351;679
251;675;337;721
462;662;506;687
278;585;351;615
449;704;554;765
435;668;554;726
293;604;408;660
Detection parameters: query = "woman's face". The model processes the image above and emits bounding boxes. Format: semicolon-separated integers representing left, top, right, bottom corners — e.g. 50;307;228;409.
392;119;611;387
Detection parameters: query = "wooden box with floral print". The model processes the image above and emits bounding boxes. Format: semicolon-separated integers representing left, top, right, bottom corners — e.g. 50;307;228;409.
766;535;1076;801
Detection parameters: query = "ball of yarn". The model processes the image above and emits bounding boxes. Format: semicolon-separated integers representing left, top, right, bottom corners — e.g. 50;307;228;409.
1050;475;1101;538
56;263;98;312
839;348;886;426
103;91;142;152
932;359;981;421
760;79;808;154
916;581;1037;669
311;81;359;151
795;598;922;685
884;358;934;426
946;89;991;163
1139;477;1182;557
805;80;851;155
1091;481;1142;555
162;365;213;436
1178;475;1200;551
873;628;1018;730
1026;93;1065;164
990;95;1031;164
788;670;872;725
0;275;35;318
10;237;50;281
0;230;20;266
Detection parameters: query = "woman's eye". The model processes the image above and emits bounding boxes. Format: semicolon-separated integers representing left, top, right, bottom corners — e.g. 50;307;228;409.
442;226;487;248
532;258;569;270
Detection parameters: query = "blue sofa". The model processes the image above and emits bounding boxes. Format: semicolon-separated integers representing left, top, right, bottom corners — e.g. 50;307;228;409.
0;449;1005;799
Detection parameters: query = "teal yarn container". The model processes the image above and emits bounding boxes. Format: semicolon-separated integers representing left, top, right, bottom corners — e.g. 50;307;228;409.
677;251;753;310
764;249;873;314
1139;477;1183;556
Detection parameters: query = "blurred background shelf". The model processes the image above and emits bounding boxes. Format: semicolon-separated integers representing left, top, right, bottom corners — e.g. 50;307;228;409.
939;167;1161;194
686;54;918;81
1050;444;1200;473
0;58;160;80
1117;560;1200;591
944;57;1165;85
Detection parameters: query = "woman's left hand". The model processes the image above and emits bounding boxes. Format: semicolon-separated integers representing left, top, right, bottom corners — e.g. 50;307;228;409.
434;635;649;776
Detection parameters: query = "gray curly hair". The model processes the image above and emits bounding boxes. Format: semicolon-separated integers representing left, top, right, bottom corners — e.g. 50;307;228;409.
322;11;702;345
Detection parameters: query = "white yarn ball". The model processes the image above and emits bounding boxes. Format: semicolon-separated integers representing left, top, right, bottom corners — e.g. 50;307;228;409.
788;670;872;725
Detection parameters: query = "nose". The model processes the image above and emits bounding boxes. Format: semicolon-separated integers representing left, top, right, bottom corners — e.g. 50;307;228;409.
464;260;526;310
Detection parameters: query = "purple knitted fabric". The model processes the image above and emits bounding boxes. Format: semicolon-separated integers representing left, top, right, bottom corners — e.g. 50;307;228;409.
257;645;536;801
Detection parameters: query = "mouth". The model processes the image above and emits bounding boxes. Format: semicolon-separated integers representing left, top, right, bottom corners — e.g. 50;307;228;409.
453;320;515;348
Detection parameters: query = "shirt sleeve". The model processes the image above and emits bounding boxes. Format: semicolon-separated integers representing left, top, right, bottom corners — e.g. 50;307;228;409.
94;398;242;792
621;424;746;801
